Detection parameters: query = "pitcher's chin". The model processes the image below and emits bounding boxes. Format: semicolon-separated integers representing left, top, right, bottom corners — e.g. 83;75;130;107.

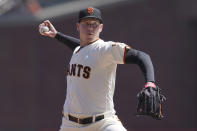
86;37;97;43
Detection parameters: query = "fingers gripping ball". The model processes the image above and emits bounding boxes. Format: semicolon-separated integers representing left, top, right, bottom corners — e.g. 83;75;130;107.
136;86;166;120
40;25;50;32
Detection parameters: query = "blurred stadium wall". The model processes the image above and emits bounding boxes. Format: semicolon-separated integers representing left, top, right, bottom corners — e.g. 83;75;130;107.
0;0;197;131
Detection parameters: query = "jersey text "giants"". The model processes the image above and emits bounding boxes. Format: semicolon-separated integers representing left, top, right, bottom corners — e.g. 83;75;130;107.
67;64;91;79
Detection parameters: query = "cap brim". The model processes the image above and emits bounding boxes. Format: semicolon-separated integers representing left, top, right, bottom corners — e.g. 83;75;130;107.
79;16;103;23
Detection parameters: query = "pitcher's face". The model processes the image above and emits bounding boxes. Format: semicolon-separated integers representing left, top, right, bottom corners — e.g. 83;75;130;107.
77;18;103;44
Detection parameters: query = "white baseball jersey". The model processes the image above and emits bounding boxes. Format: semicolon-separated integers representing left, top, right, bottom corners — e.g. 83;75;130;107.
63;39;128;116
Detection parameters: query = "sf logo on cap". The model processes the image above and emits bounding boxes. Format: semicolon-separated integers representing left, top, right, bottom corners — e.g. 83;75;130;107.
88;7;94;14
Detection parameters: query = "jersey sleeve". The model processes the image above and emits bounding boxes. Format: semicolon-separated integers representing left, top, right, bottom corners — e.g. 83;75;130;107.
104;42;131;64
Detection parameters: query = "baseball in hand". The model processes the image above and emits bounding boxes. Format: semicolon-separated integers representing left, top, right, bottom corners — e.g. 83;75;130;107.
40;25;50;32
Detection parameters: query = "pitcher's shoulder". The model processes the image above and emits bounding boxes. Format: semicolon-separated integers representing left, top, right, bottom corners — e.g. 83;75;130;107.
99;40;128;48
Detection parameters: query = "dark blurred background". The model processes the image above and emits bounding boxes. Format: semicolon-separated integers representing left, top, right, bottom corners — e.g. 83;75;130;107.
0;0;197;131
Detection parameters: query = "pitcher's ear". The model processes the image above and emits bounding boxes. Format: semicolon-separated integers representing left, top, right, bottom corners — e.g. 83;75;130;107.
99;24;103;32
76;23;80;32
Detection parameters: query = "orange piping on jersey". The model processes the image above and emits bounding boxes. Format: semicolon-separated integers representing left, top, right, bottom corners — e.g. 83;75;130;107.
123;45;132;64
123;46;127;64
159;104;162;117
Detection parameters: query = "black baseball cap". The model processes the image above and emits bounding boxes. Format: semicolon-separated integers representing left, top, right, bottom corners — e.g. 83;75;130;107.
78;7;103;23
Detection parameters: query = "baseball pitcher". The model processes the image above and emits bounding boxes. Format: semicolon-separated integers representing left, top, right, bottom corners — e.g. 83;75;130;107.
39;7;165;131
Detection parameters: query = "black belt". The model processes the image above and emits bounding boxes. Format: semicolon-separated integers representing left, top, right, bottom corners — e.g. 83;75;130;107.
68;114;104;124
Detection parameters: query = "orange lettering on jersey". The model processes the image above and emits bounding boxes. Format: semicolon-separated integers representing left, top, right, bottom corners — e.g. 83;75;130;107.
77;64;83;77
83;66;91;79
